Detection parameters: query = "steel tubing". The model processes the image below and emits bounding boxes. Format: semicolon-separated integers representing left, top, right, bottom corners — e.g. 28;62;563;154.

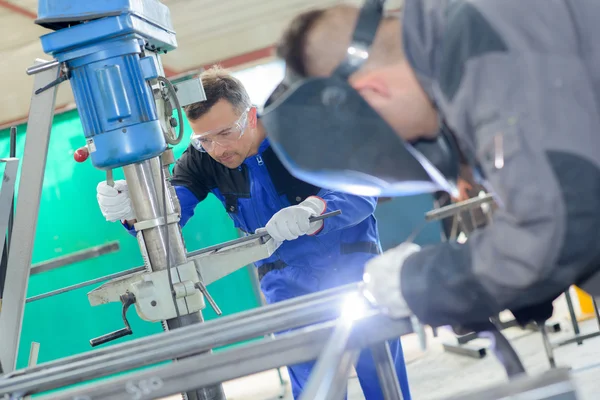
425;194;495;222
0;284;357;397
4;283;353;380
39;314;413;400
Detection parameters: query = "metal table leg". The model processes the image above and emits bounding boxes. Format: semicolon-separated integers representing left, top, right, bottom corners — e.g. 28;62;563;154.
0;61;60;373
564;290;582;345
370;342;403;400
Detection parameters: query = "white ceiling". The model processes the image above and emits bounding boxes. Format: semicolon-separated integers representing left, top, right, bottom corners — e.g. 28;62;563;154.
0;0;403;127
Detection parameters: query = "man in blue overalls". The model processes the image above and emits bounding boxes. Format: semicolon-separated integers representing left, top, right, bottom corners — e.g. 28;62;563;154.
96;66;411;400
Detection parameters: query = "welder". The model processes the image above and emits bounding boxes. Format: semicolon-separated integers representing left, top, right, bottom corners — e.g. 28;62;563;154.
262;0;600;329
96;67;412;400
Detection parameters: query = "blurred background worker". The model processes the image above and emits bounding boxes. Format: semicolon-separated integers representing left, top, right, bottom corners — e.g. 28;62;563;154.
266;0;600;329
96;67;412;400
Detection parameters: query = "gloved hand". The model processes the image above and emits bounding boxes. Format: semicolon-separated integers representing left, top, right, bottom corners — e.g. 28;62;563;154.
96;180;136;222
363;242;421;319
265;196;326;242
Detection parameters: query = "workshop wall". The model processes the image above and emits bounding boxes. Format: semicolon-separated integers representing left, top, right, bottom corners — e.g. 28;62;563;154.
375;196;444;251
0;111;260;369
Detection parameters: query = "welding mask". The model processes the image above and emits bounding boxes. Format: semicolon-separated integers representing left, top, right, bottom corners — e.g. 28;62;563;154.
260;0;460;197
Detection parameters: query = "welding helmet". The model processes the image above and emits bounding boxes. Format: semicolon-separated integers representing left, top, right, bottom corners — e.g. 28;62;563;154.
260;0;460;197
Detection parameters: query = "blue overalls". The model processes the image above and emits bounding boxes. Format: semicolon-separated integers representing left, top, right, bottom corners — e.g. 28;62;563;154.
127;138;412;399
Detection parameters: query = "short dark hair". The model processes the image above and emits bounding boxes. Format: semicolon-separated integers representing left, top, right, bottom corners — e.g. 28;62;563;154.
275;9;325;77
277;6;402;78
184;66;251;121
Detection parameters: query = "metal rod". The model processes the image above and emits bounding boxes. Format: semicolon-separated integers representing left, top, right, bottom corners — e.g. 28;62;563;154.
0;284;358;396
442;343;486;359
592;298;600;330
564;290;582;344
299;310;361;400
8;126;16;251
0;158;19;300
6;284;354;380
0;61;61;372
36;313;413;400
479;328;526;379
187;210;342;258
425;194;495;222
371;342;403;400
540;325;556;369
26;60;60;76
25;266;147;303
30;241;120;275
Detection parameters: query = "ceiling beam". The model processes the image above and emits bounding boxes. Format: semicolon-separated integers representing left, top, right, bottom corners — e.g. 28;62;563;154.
202;46;275;70
0;0;37;19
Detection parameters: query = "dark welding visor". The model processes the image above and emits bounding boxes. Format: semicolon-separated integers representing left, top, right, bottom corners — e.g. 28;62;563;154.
261;0;460;197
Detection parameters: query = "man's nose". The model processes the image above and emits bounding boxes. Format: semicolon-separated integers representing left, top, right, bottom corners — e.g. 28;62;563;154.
212;142;226;156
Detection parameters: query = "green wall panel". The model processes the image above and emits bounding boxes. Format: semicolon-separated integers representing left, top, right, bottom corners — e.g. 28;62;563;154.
0;109;260;370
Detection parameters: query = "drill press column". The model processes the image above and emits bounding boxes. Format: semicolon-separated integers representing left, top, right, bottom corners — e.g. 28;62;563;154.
124;156;226;400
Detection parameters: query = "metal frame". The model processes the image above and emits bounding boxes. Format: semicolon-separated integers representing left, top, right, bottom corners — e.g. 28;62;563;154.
0;280;580;400
0;60;60;373
426;194;563;361
0;284;411;399
0;158;19;267
29;242;120;275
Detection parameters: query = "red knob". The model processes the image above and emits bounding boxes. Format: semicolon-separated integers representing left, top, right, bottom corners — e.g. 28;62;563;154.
74;146;89;163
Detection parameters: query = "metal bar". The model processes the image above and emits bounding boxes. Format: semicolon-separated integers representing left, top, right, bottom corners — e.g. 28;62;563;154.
29;242;120;275
0;159;19;264
25;266;147;303
0;284;358;396
425;194;495;222
0;60;60;373
563;290;582;344
479;329;526;379
299;309;360;400
592;298;600;330
371;342;403;400
23;342;40;400
540;325;556;369
553;331;600;347
446;368;576;400
6;284;353;380
37;314;413;400
26;60;59;76
442;343;486;359
7;126;17;250
187;210;342;258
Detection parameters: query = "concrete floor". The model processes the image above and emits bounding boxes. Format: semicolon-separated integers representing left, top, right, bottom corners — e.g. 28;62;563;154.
168;295;600;399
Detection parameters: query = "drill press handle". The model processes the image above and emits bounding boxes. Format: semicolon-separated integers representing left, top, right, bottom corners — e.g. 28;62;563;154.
90;292;136;347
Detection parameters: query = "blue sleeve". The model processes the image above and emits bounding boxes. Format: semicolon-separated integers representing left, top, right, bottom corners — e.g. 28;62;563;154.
122;185;200;237
315;189;377;236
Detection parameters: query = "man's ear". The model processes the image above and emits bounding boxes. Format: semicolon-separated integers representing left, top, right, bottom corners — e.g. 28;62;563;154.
350;71;392;99
249;106;258;128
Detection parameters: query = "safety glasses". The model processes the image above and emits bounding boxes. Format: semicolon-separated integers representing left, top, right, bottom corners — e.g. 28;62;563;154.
190;107;251;152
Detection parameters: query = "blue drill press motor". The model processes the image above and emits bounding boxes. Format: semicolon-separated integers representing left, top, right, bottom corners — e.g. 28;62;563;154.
36;0;178;169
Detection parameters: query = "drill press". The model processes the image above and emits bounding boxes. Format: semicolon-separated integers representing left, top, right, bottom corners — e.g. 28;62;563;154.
3;1;224;399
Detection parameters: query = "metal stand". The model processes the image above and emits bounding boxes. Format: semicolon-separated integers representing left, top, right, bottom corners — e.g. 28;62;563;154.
371;342;403;400
427;195;563;361
552;290;600;349
0;61;60;372
250;264;289;399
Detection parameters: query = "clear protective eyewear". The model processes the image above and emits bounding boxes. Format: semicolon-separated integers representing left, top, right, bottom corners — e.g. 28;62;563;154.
190;107;251;152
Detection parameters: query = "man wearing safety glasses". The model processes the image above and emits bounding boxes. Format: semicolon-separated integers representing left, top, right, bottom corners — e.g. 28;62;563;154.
265;0;600;333
96;66;412;400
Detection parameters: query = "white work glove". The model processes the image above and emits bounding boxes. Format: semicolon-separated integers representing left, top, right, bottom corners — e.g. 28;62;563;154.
363;242;421;319
265;196;326;242
96;180;136;222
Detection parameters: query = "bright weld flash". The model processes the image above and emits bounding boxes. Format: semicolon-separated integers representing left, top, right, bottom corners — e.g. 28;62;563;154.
341;292;369;323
